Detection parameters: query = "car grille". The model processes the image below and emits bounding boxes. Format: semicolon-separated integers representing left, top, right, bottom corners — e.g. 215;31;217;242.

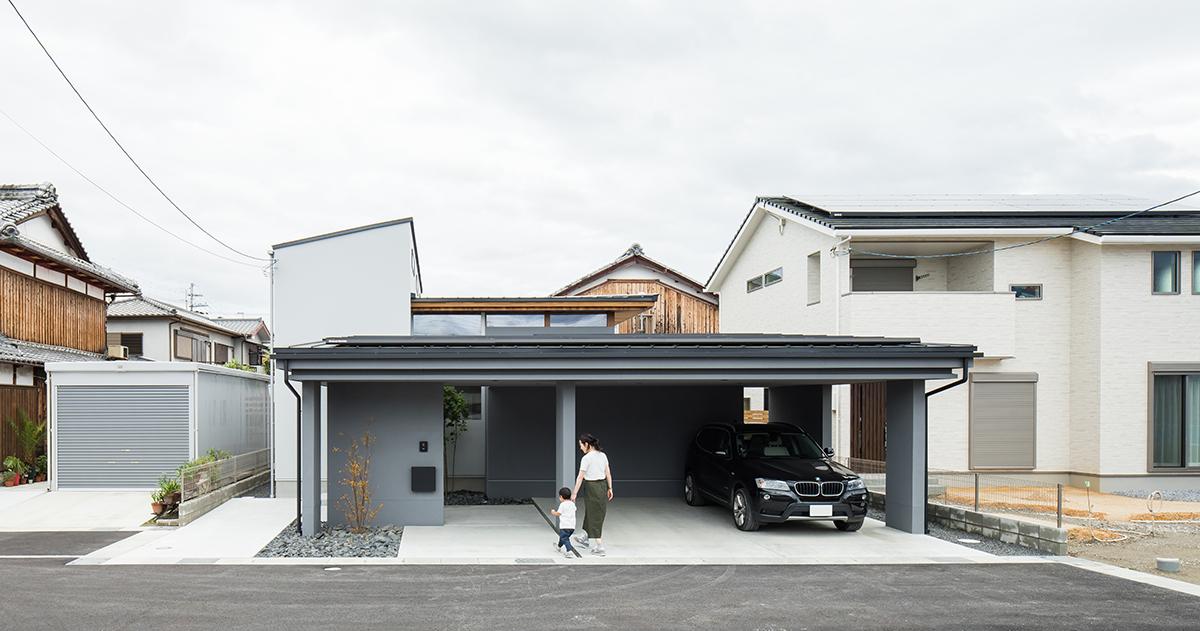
794;481;844;497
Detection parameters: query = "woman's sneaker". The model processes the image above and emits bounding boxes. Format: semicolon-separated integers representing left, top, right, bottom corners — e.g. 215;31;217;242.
562;548;574;559
572;534;590;548
591;545;606;556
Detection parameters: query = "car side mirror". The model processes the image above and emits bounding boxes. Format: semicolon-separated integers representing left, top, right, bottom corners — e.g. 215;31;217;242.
823;447;835;457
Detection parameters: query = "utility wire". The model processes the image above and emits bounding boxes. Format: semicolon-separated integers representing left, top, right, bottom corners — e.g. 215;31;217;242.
6;0;270;262
844;189;1200;259
0;107;265;269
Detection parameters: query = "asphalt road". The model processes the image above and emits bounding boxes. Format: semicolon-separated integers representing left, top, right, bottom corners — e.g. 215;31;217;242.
1;559;1197;630
0;531;133;556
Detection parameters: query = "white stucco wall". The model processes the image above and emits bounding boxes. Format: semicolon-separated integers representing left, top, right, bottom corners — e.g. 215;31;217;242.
105;319;173;361
271;221;418;492
18;215;75;256
1096;244;1200;475
713;210;838;334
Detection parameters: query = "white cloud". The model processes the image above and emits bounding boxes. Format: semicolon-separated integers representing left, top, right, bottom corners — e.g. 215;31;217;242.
2;1;1197;315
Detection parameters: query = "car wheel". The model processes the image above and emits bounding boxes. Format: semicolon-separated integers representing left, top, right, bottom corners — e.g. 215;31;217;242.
684;473;706;506
732;488;759;531
835;519;863;532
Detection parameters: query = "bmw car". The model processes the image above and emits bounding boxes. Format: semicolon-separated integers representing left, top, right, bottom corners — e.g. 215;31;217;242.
684;422;869;531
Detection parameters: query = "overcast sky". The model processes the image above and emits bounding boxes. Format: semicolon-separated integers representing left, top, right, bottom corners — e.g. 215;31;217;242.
2;1;1198;318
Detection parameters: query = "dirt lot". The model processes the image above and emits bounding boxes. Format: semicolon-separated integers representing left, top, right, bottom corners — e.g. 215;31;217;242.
1070;526;1200;585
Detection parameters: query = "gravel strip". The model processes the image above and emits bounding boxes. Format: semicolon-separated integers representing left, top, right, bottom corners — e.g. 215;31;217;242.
257;520;403;557
1108;489;1200;503
867;508;1050;557
444;490;530;506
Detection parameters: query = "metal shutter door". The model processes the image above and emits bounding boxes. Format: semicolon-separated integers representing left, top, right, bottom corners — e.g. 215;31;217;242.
56;385;190;489
970;380;1036;469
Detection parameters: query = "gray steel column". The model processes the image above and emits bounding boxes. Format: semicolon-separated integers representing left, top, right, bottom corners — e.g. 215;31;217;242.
300;380;323;536
885;379;926;534
554;383;577;494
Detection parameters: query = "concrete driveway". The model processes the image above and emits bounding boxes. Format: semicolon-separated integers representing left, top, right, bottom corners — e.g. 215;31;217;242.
0;488;149;531
533;496;995;563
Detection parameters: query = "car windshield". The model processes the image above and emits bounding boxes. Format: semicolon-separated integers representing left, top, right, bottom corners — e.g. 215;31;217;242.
735;430;825;459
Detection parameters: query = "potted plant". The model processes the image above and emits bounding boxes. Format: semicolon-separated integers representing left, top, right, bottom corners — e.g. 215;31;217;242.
1;471;13;487
158;475;182;507
33;455;47;482
3;456;25;486
150;489;165;516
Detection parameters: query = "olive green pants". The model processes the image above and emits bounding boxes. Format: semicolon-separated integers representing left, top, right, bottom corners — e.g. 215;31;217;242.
581;479;609;539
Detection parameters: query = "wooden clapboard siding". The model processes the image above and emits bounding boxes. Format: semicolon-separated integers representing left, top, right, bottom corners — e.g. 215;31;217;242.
0;385;44;461
0;266;106;352
576;279;719;334
851;382;887;462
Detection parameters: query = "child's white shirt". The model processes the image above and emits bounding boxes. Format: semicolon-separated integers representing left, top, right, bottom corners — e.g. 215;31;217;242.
557;500;577;530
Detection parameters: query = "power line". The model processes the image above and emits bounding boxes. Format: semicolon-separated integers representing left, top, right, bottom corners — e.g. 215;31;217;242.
6;0;270;263
0;107;265;268
844;189;1200;259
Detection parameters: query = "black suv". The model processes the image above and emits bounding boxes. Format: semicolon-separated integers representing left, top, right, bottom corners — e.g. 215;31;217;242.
684;422;869;532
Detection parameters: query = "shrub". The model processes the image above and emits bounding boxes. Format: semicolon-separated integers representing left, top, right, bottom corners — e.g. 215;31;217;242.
333;431;381;533
7;410;45;464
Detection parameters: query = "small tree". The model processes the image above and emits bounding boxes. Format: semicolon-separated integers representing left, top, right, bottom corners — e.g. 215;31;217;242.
8;409;45;465
333;431;381;533
443;386;470;491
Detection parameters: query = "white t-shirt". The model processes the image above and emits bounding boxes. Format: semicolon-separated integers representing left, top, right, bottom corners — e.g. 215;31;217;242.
580;450;609;481
557;500;577;530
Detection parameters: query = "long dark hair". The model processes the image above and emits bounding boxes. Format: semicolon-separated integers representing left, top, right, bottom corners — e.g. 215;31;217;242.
578;432;602;452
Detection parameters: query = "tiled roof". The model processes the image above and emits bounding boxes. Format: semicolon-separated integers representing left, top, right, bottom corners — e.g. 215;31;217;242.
761;195;1200;236
0;183;59;224
0;228;139;293
0;334;104;367
554;245;715;299
211;317;270;339
108;296;246;337
0;183;89;259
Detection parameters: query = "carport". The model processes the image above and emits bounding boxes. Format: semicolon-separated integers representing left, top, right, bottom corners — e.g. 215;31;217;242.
275;334;974;537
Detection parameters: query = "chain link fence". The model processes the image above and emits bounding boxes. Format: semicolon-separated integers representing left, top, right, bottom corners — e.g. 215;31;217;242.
839;457;1068;527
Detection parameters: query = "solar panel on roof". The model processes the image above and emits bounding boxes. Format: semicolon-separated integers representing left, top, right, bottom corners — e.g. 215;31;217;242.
783;194;1200;214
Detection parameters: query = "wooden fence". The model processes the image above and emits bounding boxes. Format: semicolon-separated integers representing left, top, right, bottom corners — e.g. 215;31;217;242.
0;384;44;460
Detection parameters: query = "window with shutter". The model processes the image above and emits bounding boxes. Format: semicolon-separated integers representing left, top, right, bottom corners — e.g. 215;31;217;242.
970;373;1037;469
120;333;143;356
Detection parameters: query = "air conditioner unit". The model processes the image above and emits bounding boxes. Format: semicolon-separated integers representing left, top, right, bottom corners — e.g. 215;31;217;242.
106;345;129;360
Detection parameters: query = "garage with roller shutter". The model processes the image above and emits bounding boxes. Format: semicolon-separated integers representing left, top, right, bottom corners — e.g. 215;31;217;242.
46;362;268;490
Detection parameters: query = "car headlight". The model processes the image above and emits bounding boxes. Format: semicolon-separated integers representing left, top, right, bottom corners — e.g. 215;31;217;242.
845;478;866;491
755;478;791;492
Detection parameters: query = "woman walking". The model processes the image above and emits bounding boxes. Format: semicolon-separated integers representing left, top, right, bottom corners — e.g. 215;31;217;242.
571;433;612;556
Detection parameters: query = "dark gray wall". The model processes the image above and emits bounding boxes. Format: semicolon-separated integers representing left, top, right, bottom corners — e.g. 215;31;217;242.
327;382;444;527
485;385;743;498
766;385;833;448
485;386;556;499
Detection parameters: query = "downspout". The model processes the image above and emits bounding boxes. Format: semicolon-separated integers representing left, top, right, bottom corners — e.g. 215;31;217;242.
282;361;302;535
830;235;851;336
923;358;970;534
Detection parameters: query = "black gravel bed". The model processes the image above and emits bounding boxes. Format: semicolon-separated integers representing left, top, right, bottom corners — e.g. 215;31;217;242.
444;490;531;506
868;508;1050;557
1109;488;1200;503
256;520;403;557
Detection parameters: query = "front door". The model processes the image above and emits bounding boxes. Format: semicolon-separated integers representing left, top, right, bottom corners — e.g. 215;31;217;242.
850;382;886;462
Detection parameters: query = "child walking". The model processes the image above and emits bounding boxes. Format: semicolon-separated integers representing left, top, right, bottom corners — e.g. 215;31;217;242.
550;487;577;559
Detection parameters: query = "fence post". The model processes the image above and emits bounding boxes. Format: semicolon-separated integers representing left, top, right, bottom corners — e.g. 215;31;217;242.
1056;483;1063;529
973;473;980;512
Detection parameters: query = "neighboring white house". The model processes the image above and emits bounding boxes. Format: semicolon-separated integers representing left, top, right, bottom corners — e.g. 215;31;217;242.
270;218;422;497
707;195;1200;491
106;296;270;368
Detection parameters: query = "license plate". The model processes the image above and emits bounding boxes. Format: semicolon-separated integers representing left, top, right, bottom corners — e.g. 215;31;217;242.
809;504;833;517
